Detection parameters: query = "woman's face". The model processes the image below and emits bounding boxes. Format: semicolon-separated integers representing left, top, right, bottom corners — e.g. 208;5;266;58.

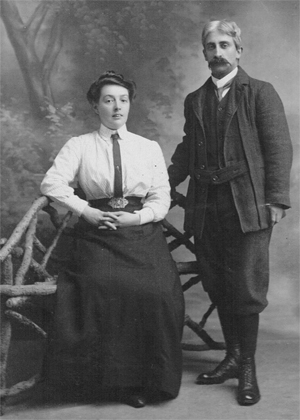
95;84;130;130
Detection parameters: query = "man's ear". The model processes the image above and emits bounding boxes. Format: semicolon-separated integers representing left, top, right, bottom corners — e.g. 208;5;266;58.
203;48;208;61
236;46;243;58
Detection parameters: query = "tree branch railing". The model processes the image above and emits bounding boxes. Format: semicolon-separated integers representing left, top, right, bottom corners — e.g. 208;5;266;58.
0;193;225;415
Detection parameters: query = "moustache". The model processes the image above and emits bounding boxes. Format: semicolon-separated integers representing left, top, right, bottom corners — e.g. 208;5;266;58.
210;58;230;65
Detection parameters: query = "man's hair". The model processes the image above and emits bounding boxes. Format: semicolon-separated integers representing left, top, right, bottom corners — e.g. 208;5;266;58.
87;70;136;105
202;20;242;49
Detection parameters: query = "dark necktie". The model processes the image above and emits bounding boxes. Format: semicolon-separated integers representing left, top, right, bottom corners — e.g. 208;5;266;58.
111;133;123;197
214;80;233;101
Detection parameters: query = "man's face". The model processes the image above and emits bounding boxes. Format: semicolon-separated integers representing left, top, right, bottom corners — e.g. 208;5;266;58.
203;30;242;79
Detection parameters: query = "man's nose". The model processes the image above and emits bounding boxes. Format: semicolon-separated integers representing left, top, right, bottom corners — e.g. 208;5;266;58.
214;45;222;57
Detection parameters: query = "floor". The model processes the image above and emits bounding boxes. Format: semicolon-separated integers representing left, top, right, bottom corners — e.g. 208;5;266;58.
3;283;299;420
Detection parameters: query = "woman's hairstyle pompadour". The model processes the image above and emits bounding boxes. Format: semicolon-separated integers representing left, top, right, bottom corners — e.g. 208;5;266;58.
87;71;137;105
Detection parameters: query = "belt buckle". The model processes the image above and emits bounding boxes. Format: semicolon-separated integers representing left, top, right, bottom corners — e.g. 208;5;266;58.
107;197;129;209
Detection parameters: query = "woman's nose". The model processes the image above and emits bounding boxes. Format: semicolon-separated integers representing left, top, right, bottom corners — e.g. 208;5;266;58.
114;101;121;110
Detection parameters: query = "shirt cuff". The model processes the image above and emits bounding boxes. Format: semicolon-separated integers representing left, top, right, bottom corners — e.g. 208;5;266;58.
62;196;89;216
265;203;287;209
134;207;154;225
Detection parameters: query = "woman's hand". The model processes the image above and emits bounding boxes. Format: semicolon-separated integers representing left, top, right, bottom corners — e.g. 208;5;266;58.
82;206;119;230
112;212;140;228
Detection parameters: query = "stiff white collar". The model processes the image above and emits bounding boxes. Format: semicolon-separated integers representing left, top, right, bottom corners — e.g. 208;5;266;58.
212;67;238;89
99;124;128;142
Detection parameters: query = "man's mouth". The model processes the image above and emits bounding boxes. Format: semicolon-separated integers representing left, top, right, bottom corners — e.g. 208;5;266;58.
210;58;229;65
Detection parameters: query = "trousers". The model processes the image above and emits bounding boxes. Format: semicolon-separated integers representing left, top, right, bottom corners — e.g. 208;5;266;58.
194;182;273;315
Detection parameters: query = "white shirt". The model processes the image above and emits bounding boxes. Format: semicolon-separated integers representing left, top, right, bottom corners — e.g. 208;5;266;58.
212;67;238;99
40;124;171;224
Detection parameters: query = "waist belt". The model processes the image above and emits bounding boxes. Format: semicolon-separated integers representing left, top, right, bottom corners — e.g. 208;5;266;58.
89;196;143;211
194;161;249;184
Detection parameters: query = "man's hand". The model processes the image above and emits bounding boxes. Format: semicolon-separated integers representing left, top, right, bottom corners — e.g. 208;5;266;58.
268;205;286;226
82;206;119;230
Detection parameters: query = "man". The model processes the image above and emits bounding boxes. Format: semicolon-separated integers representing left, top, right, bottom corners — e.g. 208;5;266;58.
168;20;292;406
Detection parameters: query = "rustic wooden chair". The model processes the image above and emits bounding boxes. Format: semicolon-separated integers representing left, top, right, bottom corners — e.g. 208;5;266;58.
0;193;225;415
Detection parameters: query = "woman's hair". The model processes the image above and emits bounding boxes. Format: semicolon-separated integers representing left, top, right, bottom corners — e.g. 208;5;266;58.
202;20;242;50
87;71;137;105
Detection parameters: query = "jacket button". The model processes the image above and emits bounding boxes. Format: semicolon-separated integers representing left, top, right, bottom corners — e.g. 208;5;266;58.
196;174;200;180
212;175;219;182
200;164;205;169
198;141;203;147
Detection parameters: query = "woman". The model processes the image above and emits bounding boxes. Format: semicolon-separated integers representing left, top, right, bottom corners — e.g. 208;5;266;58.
40;71;184;408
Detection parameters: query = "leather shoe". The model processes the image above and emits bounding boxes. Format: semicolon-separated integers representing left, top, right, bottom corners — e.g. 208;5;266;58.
237;356;260;406
196;351;240;385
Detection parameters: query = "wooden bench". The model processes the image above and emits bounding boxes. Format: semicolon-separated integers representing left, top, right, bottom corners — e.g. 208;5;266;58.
0;194;225;415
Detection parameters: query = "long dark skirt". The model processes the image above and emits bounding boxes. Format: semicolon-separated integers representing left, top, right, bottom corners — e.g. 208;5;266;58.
44;219;184;401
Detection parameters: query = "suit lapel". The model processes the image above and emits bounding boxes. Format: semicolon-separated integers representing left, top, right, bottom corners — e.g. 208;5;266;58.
191;67;250;136
223;67;250;137
223;80;243;135
192;79;210;131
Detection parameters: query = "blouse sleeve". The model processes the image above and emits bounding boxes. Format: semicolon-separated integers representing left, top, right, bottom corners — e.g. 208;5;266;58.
134;141;171;224
40;137;89;216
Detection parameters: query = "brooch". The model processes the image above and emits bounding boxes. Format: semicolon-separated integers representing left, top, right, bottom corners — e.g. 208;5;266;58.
107;197;129;209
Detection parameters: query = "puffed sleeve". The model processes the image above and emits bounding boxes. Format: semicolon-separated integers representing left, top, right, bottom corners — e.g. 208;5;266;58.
134;141;171;224
40;137;89;216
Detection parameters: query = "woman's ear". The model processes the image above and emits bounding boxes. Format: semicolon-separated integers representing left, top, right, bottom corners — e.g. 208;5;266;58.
93;104;99;115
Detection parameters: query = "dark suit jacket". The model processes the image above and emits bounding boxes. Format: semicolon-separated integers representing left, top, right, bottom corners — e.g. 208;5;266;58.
168;67;293;237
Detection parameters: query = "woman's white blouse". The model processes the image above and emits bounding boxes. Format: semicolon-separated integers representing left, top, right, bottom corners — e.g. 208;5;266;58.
40;124;171;224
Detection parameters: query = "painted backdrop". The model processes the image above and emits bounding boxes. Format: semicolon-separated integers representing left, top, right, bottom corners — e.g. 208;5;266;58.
1;0;299;333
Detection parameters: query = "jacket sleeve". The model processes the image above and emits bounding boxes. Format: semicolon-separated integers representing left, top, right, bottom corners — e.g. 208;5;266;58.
255;82;293;208
168;94;193;189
